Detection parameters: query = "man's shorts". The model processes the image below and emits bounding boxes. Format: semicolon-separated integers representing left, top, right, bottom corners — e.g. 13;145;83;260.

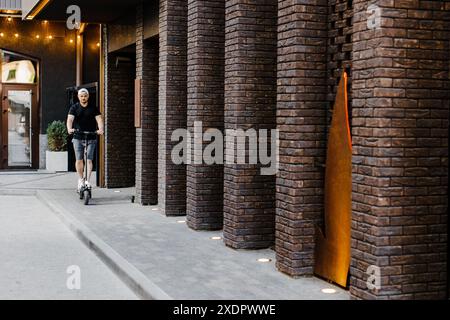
72;138;97;161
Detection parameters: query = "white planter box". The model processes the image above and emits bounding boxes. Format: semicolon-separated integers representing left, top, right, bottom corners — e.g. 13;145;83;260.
46;151;68;172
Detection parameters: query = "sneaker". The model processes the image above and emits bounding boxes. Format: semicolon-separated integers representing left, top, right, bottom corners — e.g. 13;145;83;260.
77;179;84;192
85;181;92;189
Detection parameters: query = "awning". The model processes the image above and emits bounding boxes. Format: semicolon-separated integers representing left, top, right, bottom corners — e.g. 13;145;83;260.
22;0;143;23
0;0;22;15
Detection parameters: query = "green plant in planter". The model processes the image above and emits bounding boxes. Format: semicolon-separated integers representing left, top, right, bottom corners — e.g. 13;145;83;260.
47;120;68;152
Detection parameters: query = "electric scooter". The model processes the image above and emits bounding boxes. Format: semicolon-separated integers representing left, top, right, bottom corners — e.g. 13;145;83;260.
74;129;97;205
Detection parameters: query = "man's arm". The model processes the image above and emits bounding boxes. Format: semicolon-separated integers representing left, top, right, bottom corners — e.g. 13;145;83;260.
67;114;75;134
95;115;104;135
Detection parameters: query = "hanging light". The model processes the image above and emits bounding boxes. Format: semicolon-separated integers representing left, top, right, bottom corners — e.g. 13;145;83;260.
14;33;19;38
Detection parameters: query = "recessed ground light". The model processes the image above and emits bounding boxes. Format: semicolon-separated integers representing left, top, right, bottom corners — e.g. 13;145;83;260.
211;236;222;240
114;190;121;193
257;258;272;263
321;288;336;294
177;220;186;223
151;208;158;211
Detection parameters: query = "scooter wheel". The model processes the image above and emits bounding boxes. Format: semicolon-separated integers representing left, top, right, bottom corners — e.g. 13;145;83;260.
84;190;90;205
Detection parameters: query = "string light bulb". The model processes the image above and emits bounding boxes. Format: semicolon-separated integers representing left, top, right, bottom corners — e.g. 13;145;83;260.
35;35;40;39
47;35;53;39
0;33;4;37
7;17;12;22
14;33;19;38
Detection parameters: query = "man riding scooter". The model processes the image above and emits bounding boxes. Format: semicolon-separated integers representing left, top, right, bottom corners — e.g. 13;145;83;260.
66;88;104;193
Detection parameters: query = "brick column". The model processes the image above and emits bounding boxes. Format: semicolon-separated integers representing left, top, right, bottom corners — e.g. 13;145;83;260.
223;0;277;249
275;0;328;276
159;0;188;215
351;0;449;299
105;50;136;188
186;0;225;230
136;4;159;205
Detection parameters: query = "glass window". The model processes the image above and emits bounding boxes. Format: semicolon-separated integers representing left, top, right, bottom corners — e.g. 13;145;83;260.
1;51;37;84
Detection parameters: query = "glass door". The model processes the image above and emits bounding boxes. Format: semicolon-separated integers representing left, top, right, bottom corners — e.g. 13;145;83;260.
7;90;32;167
1;85;38;169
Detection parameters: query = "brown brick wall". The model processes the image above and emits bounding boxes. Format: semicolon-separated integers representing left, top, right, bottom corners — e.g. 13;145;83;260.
223;0;278;249
186;0;225;230
327;0;353;124
350;0;449;299
275;0;328;276
159;0;188;216
136;4;159;205
105;50;136;188
101;0;449;299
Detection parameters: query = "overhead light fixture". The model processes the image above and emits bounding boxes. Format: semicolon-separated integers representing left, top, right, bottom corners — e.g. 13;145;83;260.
321;288;337;294
0;33;4;37
7;17;12;22
35;35;40;39
14;33;19;38
47;35;53;39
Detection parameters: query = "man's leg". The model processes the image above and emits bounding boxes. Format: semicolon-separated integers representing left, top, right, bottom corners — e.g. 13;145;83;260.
73;139;85;191
87;160;93;181
85;140;97;185
75;160;84;179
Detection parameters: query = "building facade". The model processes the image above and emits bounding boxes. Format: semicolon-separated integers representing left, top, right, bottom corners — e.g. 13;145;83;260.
19;0;450;299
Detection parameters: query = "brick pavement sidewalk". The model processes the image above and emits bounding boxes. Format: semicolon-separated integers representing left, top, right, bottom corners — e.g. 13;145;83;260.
0;171;349;300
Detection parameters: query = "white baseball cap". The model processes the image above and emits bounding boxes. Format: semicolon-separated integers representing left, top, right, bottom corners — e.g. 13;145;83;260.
78;88;89;95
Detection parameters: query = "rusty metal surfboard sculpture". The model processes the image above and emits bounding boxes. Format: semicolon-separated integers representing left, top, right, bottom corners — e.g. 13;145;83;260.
314;71;352;288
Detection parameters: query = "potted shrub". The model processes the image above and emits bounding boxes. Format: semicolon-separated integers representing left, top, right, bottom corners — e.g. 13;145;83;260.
46;120;68;172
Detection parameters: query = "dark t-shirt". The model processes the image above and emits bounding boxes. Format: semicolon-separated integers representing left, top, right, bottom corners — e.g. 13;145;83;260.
68;102;101;140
